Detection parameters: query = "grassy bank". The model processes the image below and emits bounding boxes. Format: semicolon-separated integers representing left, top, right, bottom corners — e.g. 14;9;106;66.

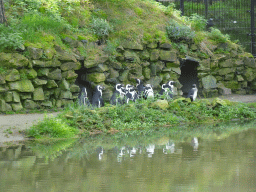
26;97;256;139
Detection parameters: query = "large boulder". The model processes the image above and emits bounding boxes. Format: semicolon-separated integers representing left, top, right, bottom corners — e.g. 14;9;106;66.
11;103;23;111
48;69;62;80
219;59;234;68
23;100;37;109
61;70;78;80
57;51;77;62
124;51;140;63
70;84;80;92
159;50;177;62
244;57;256;68
150;49;160;61
8;80;34;92
89;64;109;73
46;80;58;88
60;91;72;99
5;69;20;82
243;68;255;82
119;70;129;82
59;79;70;90
0;99;6;112
27;47;43;59
0;53;29;68
87;73;106;83
33;78;47;87
121;40;143;50
33;87;45;101
150;100;169;110
12;91;20;103
223;80;241;90
60;62;81;71
0;74;5;84
202;75;217;89
218;68;235;75
37;68;49;77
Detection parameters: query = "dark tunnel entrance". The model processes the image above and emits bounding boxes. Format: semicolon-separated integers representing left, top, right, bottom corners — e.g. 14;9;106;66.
178;58;199;96
75;67;94;103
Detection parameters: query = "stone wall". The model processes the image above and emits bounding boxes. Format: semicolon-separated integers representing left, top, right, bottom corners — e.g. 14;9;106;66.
1;37;256;112
0;47;81;112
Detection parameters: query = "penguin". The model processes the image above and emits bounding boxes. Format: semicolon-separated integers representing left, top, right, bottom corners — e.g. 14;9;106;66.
158;82;174;99
159;83;167;96
187;84;198;102
91;85;105;107
165;81;175;99
144;84;154;99
125;84;137;103
79;86;90;106
110;84;126;105
135;78;145;99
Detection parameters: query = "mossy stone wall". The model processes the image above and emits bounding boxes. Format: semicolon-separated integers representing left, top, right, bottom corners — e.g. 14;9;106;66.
1;37;256;112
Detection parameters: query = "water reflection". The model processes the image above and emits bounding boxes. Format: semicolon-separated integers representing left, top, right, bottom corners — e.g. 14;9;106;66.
1;121;256;192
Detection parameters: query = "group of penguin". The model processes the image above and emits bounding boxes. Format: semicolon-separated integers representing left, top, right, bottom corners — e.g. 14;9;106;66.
79;78;198;108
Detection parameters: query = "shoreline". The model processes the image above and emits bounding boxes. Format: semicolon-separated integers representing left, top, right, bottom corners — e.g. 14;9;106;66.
0;94;256;146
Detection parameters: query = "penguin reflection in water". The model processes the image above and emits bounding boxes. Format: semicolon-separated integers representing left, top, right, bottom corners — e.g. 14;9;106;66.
110;84;126;105
92;85;105;108
187;84;198;102
79;87;90;106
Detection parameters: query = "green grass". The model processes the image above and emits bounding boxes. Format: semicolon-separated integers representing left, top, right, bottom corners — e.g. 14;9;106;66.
26;97;256;139
26;115;79;139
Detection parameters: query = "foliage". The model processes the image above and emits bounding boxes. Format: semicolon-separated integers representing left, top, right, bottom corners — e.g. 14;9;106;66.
207;27;230;44
166;20;195;42
26;96;256;139
90;18;113;39
189;13;207;31
0;24;24;51
26;115;79;139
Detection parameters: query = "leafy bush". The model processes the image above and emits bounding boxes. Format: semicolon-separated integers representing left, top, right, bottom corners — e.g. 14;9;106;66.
189;13;207;31
207;27;230;44
0;25;24;51
26;115;79;139
90;18;113;39
166;20;195;42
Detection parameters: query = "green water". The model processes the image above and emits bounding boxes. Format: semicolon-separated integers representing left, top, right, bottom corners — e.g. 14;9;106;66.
1;121;256;192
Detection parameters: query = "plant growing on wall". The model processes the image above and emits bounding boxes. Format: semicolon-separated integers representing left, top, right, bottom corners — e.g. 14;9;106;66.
166;20;195;42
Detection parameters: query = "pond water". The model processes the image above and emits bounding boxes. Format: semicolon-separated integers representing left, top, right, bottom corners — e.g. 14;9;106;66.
1;121;256;192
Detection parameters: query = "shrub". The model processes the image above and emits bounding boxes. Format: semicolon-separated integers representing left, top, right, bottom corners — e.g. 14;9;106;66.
0;24;24;51
90;18;113;39
207;27;230;44
26;115;79;139
189;13;207;31
166;20;195;42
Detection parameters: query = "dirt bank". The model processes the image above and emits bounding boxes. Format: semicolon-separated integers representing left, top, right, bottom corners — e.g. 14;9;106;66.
0;94;256;146
0;112;59;146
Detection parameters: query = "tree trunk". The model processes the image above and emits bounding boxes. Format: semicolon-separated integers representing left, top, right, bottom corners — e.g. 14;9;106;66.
0;0;7;25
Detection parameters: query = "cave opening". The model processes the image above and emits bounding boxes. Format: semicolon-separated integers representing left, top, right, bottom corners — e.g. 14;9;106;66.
75;67;94;103
178;59;199;96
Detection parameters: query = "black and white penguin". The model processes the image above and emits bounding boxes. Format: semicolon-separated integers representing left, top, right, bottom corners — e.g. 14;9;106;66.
187;84;198;102
91;85;104;107
144;84;154;99
165;81;175;99
135;78;144;99
159;83;167;96
125;84;137;103
110;84;126;105
79;87;90;106
158;82;173;99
